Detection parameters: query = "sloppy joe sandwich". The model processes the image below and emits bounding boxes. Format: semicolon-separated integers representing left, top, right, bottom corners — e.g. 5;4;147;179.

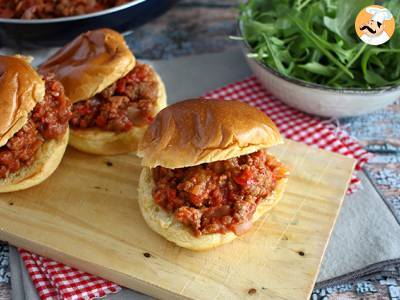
0;55;71;193
137;99;289;250
39;28;167;155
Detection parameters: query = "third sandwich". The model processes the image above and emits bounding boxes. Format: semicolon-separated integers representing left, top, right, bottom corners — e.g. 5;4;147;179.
39;28;166;155
0;55;71;193
137;99;289;250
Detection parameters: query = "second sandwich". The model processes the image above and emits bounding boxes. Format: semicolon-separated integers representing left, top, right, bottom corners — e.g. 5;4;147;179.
39;28;167;155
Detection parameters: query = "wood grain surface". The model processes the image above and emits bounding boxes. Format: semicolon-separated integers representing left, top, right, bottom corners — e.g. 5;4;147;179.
0;140;355;300
126;0;238;59
341;100;400;222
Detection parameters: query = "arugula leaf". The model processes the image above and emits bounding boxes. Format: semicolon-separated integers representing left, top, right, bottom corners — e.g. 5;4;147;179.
323;0;373;44
291;15;354;78
263;34;288;75
298;62;336;76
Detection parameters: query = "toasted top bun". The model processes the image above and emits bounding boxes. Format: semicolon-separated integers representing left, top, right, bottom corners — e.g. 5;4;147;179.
0;55;45;147
138;99;283;168
39;28;136;104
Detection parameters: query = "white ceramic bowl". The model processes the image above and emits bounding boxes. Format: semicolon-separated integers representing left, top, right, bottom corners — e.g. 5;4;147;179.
239;26;400;118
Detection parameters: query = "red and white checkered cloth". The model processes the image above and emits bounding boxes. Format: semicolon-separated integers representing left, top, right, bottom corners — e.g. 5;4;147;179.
19;249;120;300
20;76;372;300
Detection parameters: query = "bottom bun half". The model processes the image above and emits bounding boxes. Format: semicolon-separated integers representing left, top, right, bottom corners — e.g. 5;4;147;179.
0;128;69;193
69;73;167;155
138;159;288;251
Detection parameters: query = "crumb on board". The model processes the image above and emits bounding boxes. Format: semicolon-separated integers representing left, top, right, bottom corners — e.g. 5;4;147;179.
248;288;257;295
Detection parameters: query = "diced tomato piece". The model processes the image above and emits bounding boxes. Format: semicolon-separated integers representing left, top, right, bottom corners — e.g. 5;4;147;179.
116;79;126;93
95;115;107;128
234;168;254;186
167;188;176;200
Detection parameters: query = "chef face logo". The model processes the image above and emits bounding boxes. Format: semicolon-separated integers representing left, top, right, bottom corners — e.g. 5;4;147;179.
355;5;395;46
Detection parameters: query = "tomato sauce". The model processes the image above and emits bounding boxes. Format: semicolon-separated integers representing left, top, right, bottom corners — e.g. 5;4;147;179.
152;150;287;236
70;63;158;132
0;75;71;179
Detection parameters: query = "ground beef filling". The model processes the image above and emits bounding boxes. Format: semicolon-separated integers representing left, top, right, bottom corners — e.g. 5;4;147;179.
0;0;131;19
152;150;287;237
0;75;72;179
70;63;158;132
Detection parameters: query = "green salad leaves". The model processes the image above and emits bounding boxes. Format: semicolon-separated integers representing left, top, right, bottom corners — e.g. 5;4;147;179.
240;0;400;88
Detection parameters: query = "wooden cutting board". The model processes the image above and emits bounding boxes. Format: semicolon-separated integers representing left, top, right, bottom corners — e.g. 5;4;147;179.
0;140;355;300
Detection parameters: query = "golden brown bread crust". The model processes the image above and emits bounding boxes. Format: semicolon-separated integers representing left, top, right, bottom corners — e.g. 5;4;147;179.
38;28;136;103
69;127;148;156
138;99;283;168
0;128;69;193
138;161;288;251
0;56;45;147
68;72;167;155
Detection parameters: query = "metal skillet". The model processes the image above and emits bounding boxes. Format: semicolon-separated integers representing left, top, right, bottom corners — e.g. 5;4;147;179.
0;0;178;48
